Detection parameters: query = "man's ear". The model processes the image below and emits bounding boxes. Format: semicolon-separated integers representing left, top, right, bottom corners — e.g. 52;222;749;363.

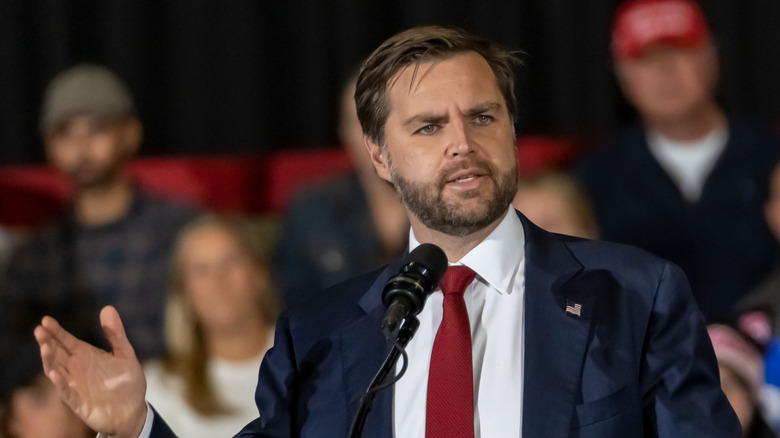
364;135;392;183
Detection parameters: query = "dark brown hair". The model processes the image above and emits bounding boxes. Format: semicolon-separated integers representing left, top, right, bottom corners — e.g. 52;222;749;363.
355;25;521;145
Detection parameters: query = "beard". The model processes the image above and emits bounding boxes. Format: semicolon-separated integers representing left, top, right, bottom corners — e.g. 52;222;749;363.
388;156;517;237
66;159;124;190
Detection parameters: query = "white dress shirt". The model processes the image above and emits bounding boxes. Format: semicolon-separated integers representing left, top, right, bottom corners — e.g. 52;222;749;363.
393;207;526;437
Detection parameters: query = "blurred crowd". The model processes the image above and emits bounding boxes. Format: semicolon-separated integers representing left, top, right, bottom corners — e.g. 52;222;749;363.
2;1;780;437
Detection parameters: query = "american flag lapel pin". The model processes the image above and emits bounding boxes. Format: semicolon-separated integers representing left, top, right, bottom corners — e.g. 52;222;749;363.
565;299;582;317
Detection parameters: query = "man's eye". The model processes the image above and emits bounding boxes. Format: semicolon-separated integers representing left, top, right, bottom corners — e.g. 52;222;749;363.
416;125;437;135
475;115;494;125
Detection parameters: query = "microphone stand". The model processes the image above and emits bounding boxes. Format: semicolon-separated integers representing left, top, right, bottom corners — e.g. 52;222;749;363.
348;316;420;438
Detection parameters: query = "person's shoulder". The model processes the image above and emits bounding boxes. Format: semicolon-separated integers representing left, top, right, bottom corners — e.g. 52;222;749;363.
728;114;778;136
284;264;389;333
727;114;780;152
15;221;62;245
575;123;647;176
285;172;363;214
134;190;200;226
136;190;200;215
305;172;359;196
287;265;387;313
562;234;678;283
543;233;693;317
6;220;67;266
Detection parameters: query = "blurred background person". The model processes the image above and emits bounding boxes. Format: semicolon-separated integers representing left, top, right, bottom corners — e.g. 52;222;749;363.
577;0;780;321
0;340;94;438
273;73;408;305
739;160;780;428
741;160;780;336
0;64;198;360
512;170;599;239
144;215;278;437
708;323;778;437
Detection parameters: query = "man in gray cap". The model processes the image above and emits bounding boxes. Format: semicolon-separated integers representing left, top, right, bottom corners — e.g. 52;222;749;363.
1;64;198;361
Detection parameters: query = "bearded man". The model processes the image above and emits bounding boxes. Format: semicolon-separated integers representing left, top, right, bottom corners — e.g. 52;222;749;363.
35;26;739;438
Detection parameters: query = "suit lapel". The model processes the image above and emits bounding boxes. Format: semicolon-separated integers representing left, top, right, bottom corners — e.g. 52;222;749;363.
520;214;593;437
337;261;402;438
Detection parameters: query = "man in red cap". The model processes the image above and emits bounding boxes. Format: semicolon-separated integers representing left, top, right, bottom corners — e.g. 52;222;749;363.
578;0;780;322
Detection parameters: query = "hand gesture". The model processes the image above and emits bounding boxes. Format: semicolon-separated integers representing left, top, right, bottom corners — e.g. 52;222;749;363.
34;305;148;438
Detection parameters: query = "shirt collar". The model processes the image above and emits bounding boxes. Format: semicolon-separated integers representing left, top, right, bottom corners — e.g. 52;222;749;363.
409;207;525;295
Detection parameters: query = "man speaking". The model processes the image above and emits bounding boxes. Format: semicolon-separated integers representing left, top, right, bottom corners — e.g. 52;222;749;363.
35;25;740;437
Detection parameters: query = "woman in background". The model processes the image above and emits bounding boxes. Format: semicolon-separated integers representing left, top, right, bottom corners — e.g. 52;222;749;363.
144;214;278;437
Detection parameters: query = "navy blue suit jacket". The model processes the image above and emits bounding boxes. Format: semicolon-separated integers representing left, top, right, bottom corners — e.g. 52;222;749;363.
151;212;740;437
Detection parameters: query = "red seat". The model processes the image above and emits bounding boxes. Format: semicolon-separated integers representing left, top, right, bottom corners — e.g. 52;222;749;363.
0;148;353;228
260;148;353;213
515;134;589;178
0;167;70;227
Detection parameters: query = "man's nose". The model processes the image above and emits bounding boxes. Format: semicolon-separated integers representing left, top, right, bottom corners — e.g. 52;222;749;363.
446;119;473;158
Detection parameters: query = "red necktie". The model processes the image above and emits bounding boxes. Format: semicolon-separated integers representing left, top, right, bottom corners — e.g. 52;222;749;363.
426;266;476;438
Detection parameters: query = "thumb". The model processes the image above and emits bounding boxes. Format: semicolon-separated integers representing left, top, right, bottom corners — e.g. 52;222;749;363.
100;305;136;359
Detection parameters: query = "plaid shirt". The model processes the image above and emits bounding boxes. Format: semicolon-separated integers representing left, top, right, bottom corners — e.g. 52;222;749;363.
0;191;198;360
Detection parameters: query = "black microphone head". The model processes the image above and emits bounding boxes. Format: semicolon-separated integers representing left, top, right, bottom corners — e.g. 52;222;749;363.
381;243;448;337
402;243;448;287
383;243;448;309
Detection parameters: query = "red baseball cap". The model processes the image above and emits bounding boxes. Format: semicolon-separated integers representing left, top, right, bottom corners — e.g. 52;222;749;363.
612;0;710;60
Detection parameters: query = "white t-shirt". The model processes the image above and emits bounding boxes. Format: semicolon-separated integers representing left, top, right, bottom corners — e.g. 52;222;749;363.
647;127;729;202
144;351;265;438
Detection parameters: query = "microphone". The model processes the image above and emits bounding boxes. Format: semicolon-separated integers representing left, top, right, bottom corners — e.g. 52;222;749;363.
381;243;448;338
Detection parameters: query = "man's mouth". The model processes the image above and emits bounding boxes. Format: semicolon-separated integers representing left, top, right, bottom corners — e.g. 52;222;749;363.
446;168;486;183
442;167;491;193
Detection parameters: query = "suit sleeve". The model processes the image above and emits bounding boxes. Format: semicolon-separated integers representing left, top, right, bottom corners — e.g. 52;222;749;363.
641;262;742;437
233;312;297;438
141;405;176;438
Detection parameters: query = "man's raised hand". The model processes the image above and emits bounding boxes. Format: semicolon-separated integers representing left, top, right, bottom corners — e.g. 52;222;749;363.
34;305;148;438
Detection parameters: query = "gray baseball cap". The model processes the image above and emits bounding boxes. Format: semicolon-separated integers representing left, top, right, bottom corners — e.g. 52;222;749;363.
40;63;136;135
